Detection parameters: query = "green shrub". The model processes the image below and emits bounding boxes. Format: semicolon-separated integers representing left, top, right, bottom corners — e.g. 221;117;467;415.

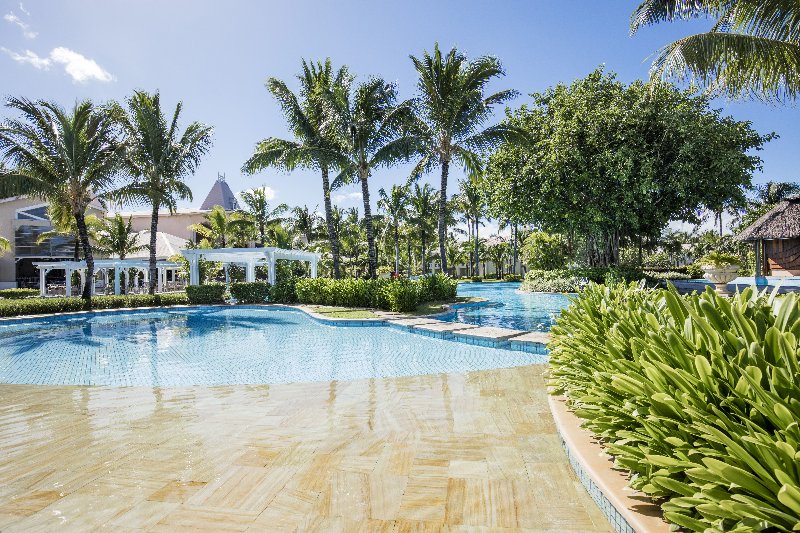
643;270;692;282
698;250;742;267
522;269;584;292
521;231;568;270
417;273;457;301
186;284;226;304
686;263;704;279
470;276;483;282
380;278;419;312
503;274;523;282
230;281;271;304
549;283;800;532
0;288;39;299
91;293;190;309
269;276;298;304
0;292;190;317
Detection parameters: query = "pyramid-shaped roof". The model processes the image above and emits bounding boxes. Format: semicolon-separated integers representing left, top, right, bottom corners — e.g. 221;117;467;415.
201;175;240;211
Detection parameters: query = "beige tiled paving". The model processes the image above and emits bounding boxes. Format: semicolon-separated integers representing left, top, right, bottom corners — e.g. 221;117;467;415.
412;322;480;333
0;366;612;532
454;326;528;341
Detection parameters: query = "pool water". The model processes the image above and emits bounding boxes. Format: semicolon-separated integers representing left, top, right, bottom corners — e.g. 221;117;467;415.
0;307;545;386
441;282;571;331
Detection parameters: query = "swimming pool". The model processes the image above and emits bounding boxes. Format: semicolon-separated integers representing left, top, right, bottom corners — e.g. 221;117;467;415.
0;306;545;386
440;282;571;331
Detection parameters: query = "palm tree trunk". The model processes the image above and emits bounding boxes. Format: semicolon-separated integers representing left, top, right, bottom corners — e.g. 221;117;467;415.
360;171;377;278
438;160;449;275
148;203;159;295
421;233;426;275
321;165;341;278
512;223;518;274
474;219;479;277
259;221;266;247
394;224;400;275
74;210;94;303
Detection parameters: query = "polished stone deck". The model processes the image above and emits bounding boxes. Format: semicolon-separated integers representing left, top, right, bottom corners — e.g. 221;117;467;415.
0;366;611;532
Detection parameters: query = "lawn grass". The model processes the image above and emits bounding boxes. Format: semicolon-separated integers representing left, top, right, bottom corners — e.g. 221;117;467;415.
306;306;380;319
404;296;486;316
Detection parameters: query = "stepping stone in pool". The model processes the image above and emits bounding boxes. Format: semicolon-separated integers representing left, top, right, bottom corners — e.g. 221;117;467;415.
454;326;528;341
385;317;441;327
508;331;551;345
413;322;479;333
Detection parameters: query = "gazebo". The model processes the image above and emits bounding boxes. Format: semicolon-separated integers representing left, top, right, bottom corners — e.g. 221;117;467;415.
180;247;321;285
34;259;183;297
737;196;800;276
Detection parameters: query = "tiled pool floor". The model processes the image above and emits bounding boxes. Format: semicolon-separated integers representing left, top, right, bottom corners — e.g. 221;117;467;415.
0;366;612;532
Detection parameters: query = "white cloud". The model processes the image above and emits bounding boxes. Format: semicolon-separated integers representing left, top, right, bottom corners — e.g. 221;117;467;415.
2;46;113;83
1;47;49;69
18;3;30;16
49;47;113;83
4;12;37;38
332;191;362;205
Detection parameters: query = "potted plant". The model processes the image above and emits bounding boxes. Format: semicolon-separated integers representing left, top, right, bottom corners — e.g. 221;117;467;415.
698;251;741;295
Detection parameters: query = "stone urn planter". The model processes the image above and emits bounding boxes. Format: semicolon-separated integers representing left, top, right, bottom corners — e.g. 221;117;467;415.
702;265;739;295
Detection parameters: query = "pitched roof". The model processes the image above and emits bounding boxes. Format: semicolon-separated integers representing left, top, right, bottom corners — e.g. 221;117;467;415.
737;196;800;241
200;177;240;211
115;231;187;260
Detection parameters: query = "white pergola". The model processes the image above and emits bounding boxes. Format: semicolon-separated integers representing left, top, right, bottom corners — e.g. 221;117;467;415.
180;247;321;285
34;259;182;297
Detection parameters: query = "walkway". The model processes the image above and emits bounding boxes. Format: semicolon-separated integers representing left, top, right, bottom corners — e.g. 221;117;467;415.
0;366;610;532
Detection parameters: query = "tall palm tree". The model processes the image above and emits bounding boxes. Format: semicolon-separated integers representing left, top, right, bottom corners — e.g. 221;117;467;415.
457;174;487;277
291;205;321;246
239;186;288;246
115;90;212;294
0;98;122;301
35;200;101;261
377;184;409;274
243;59;349;277
408;182;438;275
190;205;250;248
324;77;418;278
94;214;146;259
631;1;800;101
410;43;520;274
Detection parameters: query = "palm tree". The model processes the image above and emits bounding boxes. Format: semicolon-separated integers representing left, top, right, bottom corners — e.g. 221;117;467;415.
377;184;409;274
291;205;321;246
324;77;418;278
0;98;122;301
631;1;800;101
35;200;101;261
408;182;438;275
755;180;800;204
94;214;146;259
457;174;487;277
410;43;520;274
239;186;288;246
243;59;349;278
190;205;250;248
115;90;212;294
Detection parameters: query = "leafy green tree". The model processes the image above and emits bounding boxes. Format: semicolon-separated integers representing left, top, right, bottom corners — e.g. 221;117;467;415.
324;77;417;278
410;43;520;274
190;205;251;248
456;173;487;276
243;59;349;278
94;214;145;259
521;231;568;270
631;0;800;101
115;90;212;294
486;238;510;278
239;186;288;246
0;98;122;301
0;236;9;255
378;184;409;274
290;205;321;247
487;67;772;267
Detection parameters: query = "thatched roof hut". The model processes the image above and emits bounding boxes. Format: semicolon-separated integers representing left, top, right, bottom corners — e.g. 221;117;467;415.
738;196;800;241
737;196;800;276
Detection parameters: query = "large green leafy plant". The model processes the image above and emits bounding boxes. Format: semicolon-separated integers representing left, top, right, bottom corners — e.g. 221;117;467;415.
549;283;800;532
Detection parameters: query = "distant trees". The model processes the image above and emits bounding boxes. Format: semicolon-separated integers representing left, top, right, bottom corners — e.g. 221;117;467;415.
486;67;773;267
239;186;288;247
94;214;145;259
378;184;409;274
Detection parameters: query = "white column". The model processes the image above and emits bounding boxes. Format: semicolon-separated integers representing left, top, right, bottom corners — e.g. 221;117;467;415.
268;255;276;285
157;266;164;293
39;268;46;296
124;269;129;294
189;255;199;285
114;266;121;296
246;260;256;282
311;257;318;278
79;270;86;295
65;268;72;297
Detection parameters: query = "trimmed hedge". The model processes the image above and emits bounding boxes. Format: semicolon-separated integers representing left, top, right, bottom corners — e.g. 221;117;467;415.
294;275;457;312
503;274;523;282
186;283;226;304
0;292;190;317
549;283;800;532
269;276;299;304
230;281;271;304
0;288;39;299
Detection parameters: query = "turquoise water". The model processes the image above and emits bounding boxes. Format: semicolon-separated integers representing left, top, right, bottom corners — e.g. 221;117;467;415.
0;307;545;386
441;282;571;331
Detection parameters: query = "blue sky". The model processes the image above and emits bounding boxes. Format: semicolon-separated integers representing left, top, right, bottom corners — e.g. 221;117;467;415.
2;0;798;222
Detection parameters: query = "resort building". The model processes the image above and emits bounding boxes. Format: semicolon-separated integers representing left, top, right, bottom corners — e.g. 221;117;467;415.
0;175;240;288
738;195;800;276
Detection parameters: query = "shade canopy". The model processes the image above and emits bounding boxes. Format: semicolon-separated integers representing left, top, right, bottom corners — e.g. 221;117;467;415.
738;196;800;242
34;259;182;296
